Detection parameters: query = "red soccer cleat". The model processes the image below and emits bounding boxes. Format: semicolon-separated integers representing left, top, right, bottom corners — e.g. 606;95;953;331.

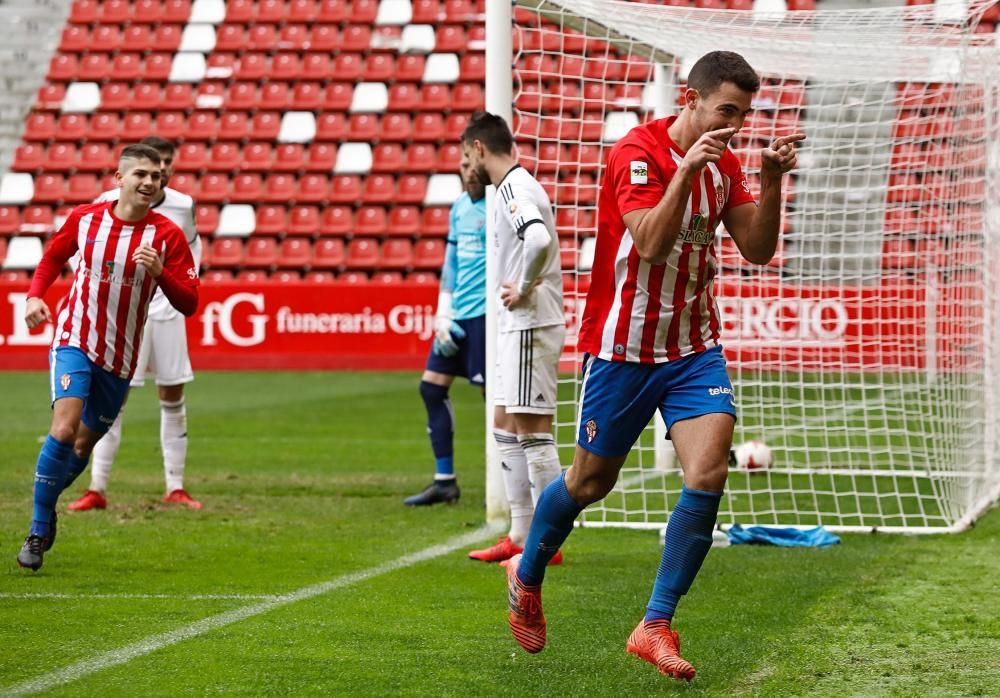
469;536;523;562
68;489;107;512
164;489;203;510
626;618;696;681
505;553;546;654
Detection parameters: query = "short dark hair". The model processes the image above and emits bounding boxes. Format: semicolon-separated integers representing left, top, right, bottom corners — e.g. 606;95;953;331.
687;51;760;97
119;144;163;168
461;111;514;156
140;135;176;155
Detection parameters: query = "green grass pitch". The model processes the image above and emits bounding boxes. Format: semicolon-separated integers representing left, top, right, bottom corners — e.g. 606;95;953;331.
1;371;997;696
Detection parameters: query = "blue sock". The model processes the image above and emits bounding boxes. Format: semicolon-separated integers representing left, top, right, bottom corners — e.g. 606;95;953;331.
518;471;583;586
62;451;90;492
645;486;723;623
419;380;455;479
30;435;73;537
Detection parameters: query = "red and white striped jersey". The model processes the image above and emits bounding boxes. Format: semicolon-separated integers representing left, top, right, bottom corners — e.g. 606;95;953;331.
37;202;197;378
578;116;755;363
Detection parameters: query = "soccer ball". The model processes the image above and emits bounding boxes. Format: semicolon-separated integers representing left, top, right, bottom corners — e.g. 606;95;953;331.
734;440;773;472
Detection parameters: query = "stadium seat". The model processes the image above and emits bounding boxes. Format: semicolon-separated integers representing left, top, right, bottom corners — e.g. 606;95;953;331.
187;111;219;140
18;205;53;233
387;206;420;236
155;111;186;141
305;143;338;171
145;52;175;81
236;52;268;81
202;269;235;283
423;53;460;83
310;24;342;50
215;25;245;51
434;24;467;52
348;113;380;141
47;55;79;83
420;206;449;236
208;142;241;171
277;238;312;269
304;270;335;283
279;23;310;50
65;174;98;203
413;239;445;269
419;84;452;112
217;204;257;236
12;145;45;173
153;23;185;51
36;84;67;111
77;143;112;172
189;0;223;23
32;174;64;204
292;82;323;110
248;25;278;51
226;82;258;110
412;113;444;141
313;238;345;269
334;143;372;173
345;238;380;269
0;207;20;236
380;113;413;142
333;53;363;81
53;114;88;141
170;173;198;196
89;26;125;51
351;82;389;112
459;53;486;81
2;236;44;270
278;112;317;143
387;82;419;112
251;112;281;140
372;143;404;172
329;175;362;204
229;174;263;203
220;111;250;140
23;113;55;142
319;206;352;236
452;82;484;112
396;54;426;81
225;0;254;21
61;81;100;113
245;237;278;269
198;173;229;203
424;174;461;205
322;82;353;111
263;174;296;202
44;144;76;173
242;142;274;171
355;206;388;234
316;113;347;141
297;174;331;203
195;204;220;235
273;144;305;171
353;0;380;22
397;175;428;204
289;0;320;22
257;0;287;22
130;83;162;110
271;52;302;81
362;175;395;204
287;205;320;235
435;143;461;171
381;239;413;270
255;205;287;235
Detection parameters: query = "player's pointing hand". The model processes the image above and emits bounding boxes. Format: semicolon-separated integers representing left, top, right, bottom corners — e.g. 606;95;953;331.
681;127;737;175
761;132;806;178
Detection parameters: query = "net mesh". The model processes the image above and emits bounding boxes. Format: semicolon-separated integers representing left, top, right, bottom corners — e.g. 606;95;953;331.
509;0;1000;532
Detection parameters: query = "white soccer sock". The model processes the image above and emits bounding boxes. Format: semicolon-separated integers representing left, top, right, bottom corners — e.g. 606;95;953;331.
494;428;533;546
89;410;123;493
518;432;563;506
161;398;188;493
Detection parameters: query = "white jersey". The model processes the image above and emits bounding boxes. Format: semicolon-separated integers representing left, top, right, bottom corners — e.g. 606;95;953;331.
494;165;563;332
96;187;200;320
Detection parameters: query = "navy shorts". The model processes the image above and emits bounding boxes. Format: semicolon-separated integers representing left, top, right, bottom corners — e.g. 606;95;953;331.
49;346;131;435
425;314;486;386
577;346;737;457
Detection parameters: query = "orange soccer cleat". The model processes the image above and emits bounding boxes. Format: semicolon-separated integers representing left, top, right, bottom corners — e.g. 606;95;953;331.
626;618;696;681
68;489;107;511
469;536;522;562
164;489;203;510
505;553;546;654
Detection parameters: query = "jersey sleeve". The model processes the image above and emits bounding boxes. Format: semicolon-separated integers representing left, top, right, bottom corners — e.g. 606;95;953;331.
156;221;200;316
608;140;668;216
723;153;756;210
497;177;546;240
27;208;83;297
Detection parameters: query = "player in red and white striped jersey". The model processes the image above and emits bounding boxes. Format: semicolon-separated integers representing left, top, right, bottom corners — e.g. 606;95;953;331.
17;144;199;571
507;52;804;677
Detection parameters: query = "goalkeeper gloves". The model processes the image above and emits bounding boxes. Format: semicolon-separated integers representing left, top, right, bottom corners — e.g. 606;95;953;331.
431;291;466;357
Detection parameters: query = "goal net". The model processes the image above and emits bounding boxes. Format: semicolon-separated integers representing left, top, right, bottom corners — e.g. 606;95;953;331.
494;0;1000;533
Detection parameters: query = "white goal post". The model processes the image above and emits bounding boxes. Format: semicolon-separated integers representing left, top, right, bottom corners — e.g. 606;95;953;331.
485;0;1000;533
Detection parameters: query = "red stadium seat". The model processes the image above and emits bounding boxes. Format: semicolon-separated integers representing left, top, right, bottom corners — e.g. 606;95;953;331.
163;0;192;22
345;238;380;269
387;206;420;236
245;237;278;269
151;24;183;51
187;112;219;140
242;142;274;171
208;142;240;171
257;0;287;22
273;144;305;171
396;55;425;82
381;239;413;270
288;0;319;22
305;143;337;171
48;54;81;83
379;113;413;142
332;53;363;81
271;52;301;81
452;83;484;112
93;24;125;52
329;175;361;204
408;271;438;286
310;24;341;51
60;25;91;52
322;82;353;111
287;205;320;235
77;53;111;81
11;144;45;172
388;83;420;112
101;0;132;22
236;52;268;81
361;175;395;204
444;114;470;140
305;271;335;283
55;114;88;141
230;174;264;203
235;270;268;283
226;0;254;21
202;270;235;283
154;111;186;141
247;25;278;51
20;205;55;234
413;239;446;269
143;53;174;81
348;114;380;141
195;204;219;235
419;84;452;113
0;207;20;236
251;112;281;140
435;24;467;52
262;174;296;202
45;143;77;172
317;0;349;23
23;113;56;141
36;84;66;111
65;174;99;203
351;0;379;23
77;143;112;172
372;272;404;286
277;238;312;269
255;205;287;235
198;173;229;203
412;0;442;22
412;114;444;141
220;112;250;140
130;83;161;110
355;206;387;234
397;175;428;204
459;53;486;81
279;23;310;50
291;82;322;110
421;207;449;236
226;82;258;110
363;54;395;81
436;143;462;171
312;238;345;269
372;143;404;172
69;0;99;24
169;173;198;196
319;206;352;236
301;53;333;80
215;25;245;52
297;174;330;203
88;112;120;141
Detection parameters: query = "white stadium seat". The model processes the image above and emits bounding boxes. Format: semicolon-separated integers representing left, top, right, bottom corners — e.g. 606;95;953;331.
424;174;462;206
216;205;256;237
422;53;460;83
350;82;389;113
400;24;435;54
2;236;43;270
376;0;413;26
180;24;217;53
169;52;207;82
61;82;101;113
0;174;34;205
189;0;226;23
278;112;317;143
335;143;373;174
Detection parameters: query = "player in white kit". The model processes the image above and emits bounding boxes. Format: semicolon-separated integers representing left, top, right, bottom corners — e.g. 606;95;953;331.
460;112;567;564
68;136;203;511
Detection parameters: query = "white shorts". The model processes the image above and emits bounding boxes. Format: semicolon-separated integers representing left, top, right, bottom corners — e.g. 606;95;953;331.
494;324;566;415
131;314;195;388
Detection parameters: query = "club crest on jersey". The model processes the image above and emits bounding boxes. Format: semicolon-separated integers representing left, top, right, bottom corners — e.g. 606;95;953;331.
630;161;648;184
60;373;71;391
585;418;599;444
508;200;519;215
716;184;725;209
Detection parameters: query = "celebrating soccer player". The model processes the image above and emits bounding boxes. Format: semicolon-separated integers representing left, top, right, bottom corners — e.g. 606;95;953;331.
460;112;567;565
17;144;200;571
403;161;487;506
503;51;805;678
68;136;203;513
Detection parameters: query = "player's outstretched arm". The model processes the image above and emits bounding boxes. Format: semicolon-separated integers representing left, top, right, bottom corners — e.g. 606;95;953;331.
725;132;806;265
25;209;84;327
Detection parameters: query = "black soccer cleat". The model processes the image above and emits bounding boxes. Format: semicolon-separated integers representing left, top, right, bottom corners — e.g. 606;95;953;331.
17;535;48;571
403;479;461;506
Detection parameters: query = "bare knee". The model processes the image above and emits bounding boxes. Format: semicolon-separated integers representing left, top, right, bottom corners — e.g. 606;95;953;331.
49;422;77;444
158;384;185;403
565;462;620;506
684;459;729;493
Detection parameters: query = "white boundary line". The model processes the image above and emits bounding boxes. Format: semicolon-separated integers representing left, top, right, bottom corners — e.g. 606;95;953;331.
0;593;279;601
1;524;499;697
